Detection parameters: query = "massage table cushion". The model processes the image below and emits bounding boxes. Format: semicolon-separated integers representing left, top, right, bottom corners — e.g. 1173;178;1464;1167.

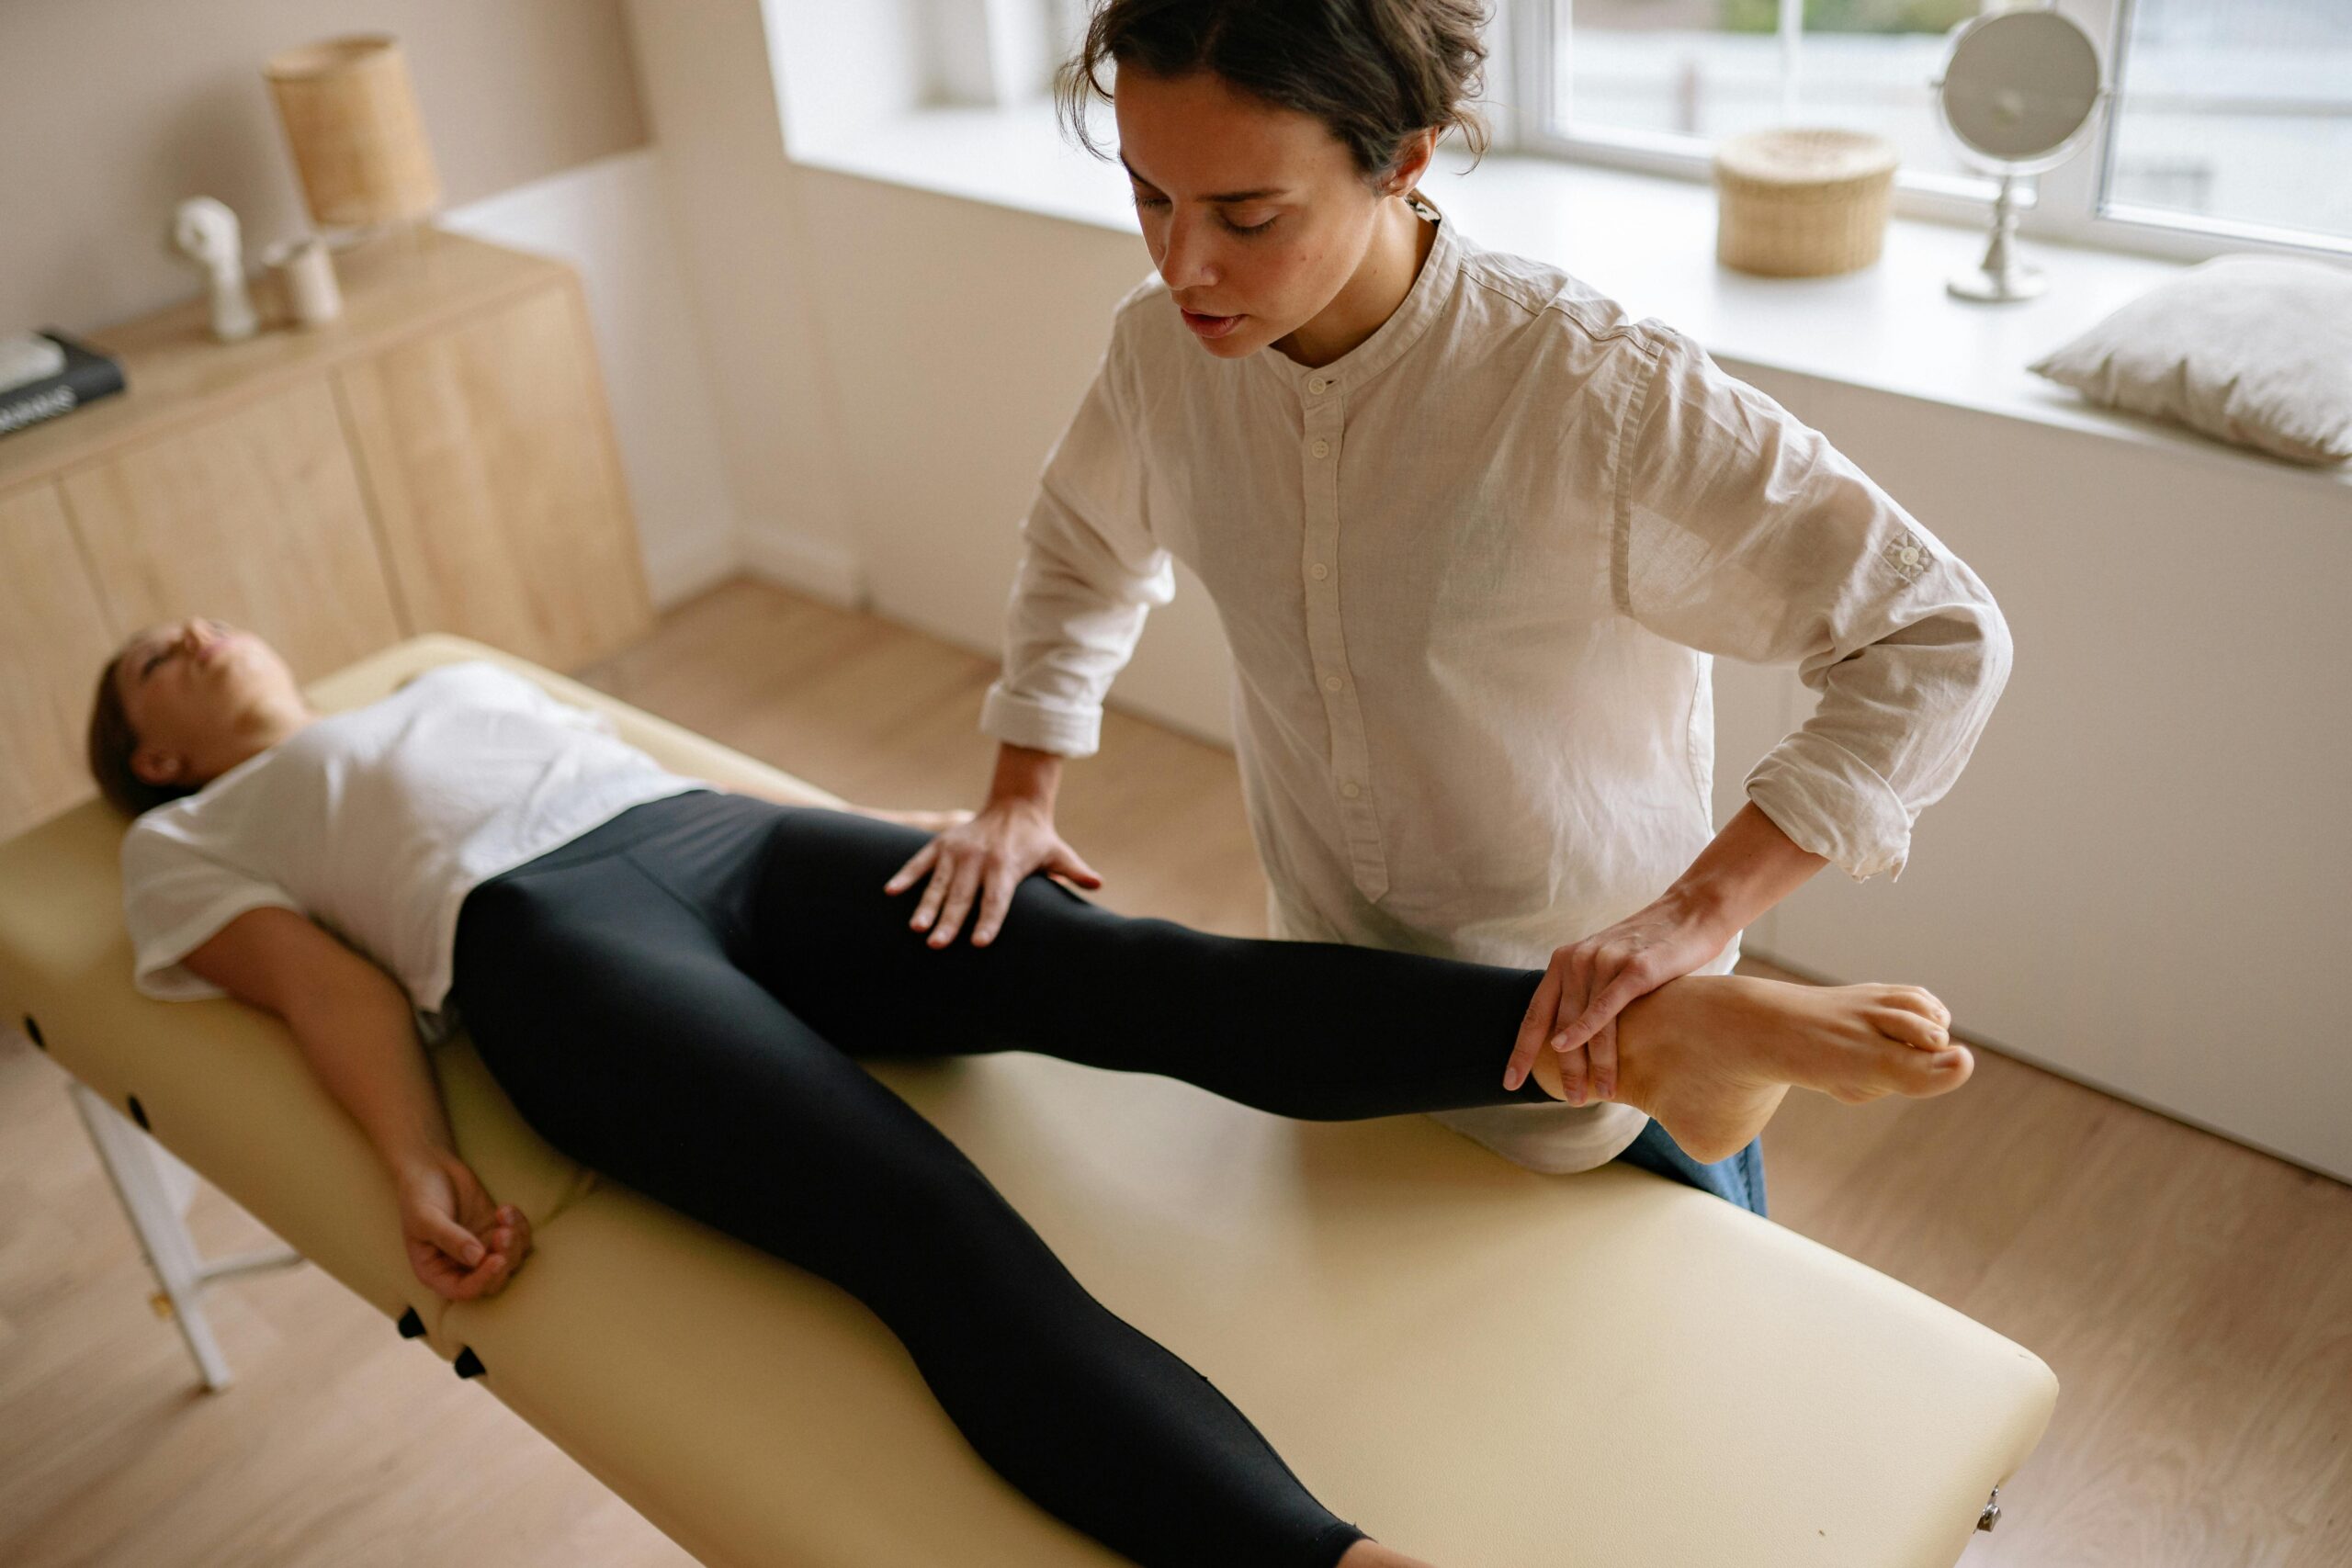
0;635;2056;1567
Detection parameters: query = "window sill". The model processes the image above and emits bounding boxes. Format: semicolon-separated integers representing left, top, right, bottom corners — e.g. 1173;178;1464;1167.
793;104;2352;492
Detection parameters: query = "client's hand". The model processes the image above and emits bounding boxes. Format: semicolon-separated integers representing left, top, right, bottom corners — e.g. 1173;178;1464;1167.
396;1146;533;1302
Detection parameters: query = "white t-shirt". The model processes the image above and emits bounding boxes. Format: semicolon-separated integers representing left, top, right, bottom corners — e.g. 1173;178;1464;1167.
120;660;709;1034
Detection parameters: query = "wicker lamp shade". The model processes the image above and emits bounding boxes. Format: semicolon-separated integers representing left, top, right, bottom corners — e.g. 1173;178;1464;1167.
1713;128;1900;277
264;35;441;232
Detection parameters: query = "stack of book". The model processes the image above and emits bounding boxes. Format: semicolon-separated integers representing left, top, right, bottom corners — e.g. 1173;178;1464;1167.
0;330;127;439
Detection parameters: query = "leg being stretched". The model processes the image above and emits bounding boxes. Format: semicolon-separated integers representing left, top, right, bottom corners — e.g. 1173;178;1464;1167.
746;808;1557;1118
451;852;1377;1568
741;807;1973;1163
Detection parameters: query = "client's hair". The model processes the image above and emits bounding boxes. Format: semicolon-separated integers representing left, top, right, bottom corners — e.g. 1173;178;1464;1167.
87;653;195;818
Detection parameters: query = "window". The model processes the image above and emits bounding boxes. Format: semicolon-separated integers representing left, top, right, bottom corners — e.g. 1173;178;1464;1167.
1547;0;1990;182
2100;0;2352;246
1521;0;2352;259
913;0;1065;107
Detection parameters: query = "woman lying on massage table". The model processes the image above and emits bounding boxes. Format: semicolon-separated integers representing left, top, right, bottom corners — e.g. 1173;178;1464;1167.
89;617;1972;1568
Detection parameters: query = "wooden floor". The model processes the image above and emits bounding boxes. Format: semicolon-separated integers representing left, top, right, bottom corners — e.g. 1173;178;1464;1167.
4;579;2346;1567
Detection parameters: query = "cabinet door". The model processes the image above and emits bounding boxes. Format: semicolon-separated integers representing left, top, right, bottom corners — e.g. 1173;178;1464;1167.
0;481;122;838
338;279;652;671
59;376;404;682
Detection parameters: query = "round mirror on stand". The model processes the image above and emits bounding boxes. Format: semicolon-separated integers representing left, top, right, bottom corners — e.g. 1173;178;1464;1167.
1933;5;2108;302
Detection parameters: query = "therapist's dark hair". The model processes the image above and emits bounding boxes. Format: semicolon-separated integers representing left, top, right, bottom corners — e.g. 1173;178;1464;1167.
1057;0;1492;185
87;653;196;818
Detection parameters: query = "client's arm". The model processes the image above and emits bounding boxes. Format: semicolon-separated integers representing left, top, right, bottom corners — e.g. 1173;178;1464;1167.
179;908;531;1302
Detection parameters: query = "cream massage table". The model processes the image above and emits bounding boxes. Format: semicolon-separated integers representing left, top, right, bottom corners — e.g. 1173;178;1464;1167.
0;635;2056;1567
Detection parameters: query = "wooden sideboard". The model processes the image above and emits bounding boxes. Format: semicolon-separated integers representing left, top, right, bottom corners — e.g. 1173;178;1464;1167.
0;227;652;840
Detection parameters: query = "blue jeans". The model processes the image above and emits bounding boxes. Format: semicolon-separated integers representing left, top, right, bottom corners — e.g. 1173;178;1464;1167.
1617;1121;1768;1216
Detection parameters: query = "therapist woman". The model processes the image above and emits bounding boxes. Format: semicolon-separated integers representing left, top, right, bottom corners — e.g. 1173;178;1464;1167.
886;0;2013;1206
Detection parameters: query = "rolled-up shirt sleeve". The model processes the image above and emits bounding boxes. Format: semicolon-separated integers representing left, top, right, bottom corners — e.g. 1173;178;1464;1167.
1611;323;2014;883
978;323;1175;759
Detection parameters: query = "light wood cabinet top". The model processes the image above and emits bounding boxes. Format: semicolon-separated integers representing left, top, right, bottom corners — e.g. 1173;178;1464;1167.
0;227;569;492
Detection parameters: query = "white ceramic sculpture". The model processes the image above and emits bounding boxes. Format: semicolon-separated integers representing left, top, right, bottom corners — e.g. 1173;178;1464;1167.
168;196;260;342
262;235;343;328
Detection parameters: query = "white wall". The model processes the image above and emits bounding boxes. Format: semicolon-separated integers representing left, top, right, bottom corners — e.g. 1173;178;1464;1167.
621;0;865;606
0;0;648;336
763;0;926;153
440;150;745;609
623;0;1231;715
791;170;1240;743
1733;375;2352;1185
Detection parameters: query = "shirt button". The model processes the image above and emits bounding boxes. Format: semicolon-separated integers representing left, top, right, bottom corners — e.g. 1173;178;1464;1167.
1311;439;1330;458
1340;782;1362;799
1323;674;1343;692
1307;377;1329;394
1899;546;1921;566
1309;562;1329;581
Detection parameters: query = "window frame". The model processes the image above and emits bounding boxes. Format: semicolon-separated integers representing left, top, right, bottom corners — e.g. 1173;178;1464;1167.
1502;0;2352;265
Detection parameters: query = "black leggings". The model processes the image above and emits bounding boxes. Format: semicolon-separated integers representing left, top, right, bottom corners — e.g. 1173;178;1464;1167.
448;791;1752;1567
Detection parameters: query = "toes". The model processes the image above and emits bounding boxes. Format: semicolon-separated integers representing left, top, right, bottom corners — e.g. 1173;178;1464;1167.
1870;1005;1948;1051
1874;984;1949;1024
1923;1043;1973;1091
1889;1041;1972;1095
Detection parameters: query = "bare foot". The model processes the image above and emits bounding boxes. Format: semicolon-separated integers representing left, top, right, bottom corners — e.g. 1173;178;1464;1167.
1529;975;1973;1163
1338;1540;1437;1568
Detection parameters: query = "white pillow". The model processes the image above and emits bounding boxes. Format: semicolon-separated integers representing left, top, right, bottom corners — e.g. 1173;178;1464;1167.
2027;253;2352;466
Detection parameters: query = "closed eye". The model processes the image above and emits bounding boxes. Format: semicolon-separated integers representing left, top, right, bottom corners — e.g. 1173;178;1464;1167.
1129;190;1278;237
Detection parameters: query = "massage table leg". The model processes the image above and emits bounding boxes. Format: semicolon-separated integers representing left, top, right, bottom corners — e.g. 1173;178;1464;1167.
67;1078;304;1391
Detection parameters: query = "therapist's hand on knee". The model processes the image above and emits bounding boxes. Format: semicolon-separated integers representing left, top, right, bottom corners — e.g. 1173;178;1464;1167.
885;796;1102;949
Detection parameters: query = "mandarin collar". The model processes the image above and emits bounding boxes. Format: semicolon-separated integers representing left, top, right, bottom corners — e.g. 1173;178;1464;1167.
1250;190;1461;397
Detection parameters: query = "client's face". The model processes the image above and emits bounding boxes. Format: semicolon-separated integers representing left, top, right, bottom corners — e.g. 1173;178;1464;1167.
116;617;303;789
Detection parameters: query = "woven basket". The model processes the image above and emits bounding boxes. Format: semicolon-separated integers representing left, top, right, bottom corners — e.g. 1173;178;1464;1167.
1713;128;1900;277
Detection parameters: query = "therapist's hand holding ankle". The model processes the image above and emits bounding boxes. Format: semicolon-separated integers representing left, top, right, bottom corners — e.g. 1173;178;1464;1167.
886;742;1102;948
1506;800;1832;1103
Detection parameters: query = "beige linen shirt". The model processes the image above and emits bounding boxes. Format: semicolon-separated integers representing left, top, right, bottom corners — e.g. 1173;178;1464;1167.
980;197;2013;1174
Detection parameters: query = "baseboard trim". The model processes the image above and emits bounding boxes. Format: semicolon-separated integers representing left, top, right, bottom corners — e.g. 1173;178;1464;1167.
642;530;745;610
741;526;867;607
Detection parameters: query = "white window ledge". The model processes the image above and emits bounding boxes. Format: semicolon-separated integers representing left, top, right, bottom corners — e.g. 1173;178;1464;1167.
795;103;2352;492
